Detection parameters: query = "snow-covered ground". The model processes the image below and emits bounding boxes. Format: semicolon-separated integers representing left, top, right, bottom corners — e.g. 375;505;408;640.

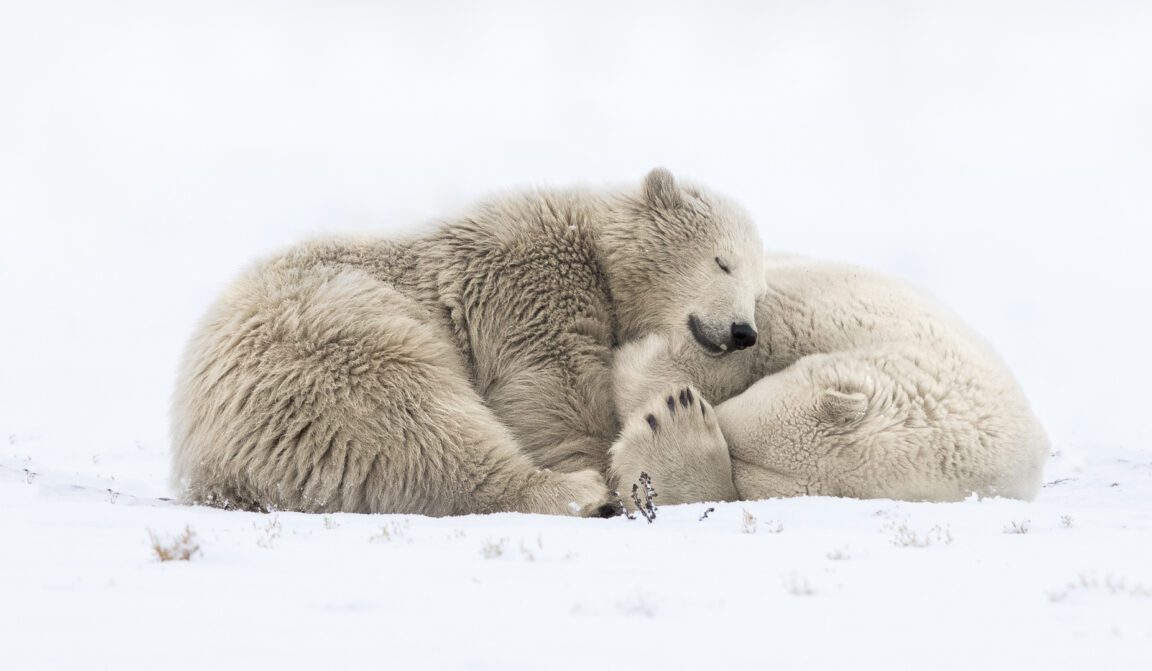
1;1;1150;668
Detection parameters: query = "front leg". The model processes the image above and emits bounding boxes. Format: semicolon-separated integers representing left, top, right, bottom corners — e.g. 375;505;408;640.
483;345;621;474
608;385;739;507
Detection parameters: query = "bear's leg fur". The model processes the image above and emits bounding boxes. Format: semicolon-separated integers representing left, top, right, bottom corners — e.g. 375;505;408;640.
608;385;738;507
171;265;612;517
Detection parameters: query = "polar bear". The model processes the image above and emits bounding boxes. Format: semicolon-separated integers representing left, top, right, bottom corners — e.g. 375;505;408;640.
609;254;1049;504
170;169;766;517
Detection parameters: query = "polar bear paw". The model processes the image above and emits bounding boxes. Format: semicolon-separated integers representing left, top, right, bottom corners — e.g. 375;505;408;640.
564;469;624;519
609;386;739;507
521;468;619;518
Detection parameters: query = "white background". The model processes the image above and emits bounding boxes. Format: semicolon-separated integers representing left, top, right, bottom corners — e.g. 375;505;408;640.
1;1;1150;668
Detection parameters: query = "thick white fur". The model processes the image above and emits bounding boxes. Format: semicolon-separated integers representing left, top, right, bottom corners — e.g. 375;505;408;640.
170;169;765;516
612;254;1049;503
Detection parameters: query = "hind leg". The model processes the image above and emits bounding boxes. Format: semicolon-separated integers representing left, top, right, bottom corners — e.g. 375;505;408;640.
172;263;613;517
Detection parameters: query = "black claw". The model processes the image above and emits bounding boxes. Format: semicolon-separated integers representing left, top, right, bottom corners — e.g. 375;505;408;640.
666;396;675;411
701;403;707;419
685;388;694;405
646;414;658;431
591;502;621;518
679;389;688;407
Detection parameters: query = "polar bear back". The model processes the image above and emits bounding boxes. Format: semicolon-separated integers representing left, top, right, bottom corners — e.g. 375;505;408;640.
756;255;989;372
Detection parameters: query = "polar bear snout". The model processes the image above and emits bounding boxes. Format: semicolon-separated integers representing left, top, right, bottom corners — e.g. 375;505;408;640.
688;314;758;354
730;322;757;350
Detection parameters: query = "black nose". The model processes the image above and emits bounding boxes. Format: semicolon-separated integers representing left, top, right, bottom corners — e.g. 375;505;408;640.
730;322;757;350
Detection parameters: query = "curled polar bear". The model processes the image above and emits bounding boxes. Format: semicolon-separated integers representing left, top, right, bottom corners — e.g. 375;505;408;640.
610;254;1049;503
171;169;767;517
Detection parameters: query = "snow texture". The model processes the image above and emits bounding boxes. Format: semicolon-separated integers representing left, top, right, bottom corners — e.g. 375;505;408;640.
1;1;1150;668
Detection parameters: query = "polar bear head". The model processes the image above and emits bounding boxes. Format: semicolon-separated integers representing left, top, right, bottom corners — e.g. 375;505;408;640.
603;168;766;355
712;364;871;499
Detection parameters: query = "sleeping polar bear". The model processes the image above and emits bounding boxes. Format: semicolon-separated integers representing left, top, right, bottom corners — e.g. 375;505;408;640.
609;254;1049;504
170;169;766;517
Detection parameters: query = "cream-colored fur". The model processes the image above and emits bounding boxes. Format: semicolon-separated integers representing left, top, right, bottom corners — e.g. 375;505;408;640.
608;385;737;508
611;254;1049;503
170;169;765;516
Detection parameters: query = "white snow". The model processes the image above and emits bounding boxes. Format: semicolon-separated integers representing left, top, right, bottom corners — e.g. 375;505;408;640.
1;1;1150;668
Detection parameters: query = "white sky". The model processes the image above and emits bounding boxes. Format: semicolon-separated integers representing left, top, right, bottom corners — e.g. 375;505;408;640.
1;0;1150;454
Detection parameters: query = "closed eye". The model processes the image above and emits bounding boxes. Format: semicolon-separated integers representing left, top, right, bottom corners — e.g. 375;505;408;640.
715;257;731;274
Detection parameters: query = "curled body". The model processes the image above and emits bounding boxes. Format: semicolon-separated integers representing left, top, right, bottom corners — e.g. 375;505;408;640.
611;254;1048;503
170;169;765;516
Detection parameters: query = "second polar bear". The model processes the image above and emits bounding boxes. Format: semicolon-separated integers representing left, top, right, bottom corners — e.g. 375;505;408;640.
610;254;1049;504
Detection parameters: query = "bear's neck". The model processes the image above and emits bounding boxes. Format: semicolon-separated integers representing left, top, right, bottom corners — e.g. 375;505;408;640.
595;198;665;345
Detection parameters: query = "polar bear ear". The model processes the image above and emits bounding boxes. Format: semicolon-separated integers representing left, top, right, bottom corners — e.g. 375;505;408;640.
816;389;868;425
643;167;684;209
